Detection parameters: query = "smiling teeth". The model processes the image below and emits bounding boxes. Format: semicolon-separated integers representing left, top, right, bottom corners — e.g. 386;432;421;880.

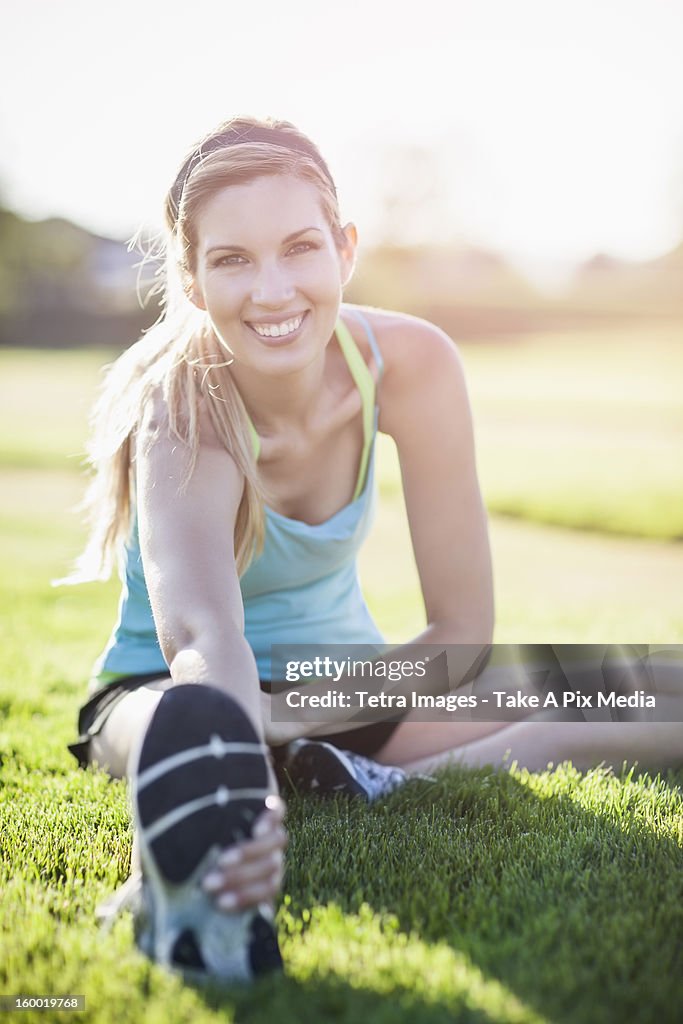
251;314;304;338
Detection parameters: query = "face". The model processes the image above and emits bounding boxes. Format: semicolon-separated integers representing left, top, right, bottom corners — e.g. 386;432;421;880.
188;174;356;375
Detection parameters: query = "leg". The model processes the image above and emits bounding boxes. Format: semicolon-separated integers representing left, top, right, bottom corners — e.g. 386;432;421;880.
375;645;683;774
88;677;176;780
376;716;683;775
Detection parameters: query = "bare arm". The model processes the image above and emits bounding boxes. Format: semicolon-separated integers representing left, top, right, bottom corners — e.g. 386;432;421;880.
379;314;494;650
135;393;264;738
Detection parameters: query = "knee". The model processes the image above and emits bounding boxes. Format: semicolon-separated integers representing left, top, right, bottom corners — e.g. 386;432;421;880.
87;734;128;780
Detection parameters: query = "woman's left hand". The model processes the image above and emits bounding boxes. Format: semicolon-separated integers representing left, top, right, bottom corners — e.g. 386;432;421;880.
200;794;287;911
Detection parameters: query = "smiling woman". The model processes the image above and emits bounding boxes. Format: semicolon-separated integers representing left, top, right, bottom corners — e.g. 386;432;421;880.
62;115;682;987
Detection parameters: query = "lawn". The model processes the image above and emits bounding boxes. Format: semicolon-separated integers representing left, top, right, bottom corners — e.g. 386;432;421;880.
1;337;682;1022
463;322;683;541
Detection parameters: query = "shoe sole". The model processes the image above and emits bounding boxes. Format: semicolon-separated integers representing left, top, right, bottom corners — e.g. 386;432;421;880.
130;684;282;982
285;740;367;800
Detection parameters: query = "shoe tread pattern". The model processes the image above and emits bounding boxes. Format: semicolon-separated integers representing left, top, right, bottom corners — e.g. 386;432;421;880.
136;685;269;885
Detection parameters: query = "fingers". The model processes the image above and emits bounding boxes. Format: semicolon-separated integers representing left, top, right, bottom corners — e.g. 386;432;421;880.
263;792;286;822
201;800;287;912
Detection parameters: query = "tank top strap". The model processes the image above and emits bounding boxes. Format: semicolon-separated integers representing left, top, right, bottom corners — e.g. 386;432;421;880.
334;317;377;501
345;307;384;382
334;317;376;410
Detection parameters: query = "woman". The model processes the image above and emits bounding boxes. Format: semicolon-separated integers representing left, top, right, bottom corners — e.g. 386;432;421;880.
68;116;681;983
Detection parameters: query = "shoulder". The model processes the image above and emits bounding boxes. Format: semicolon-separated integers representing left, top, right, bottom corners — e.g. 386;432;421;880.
137;380;233;457
134;381;246;526
342;303;464;383
342;305;468;438
135;383;245;529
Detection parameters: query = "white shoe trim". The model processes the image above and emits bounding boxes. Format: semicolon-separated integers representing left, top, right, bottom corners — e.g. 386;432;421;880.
144;786;271;842
137;740;268;792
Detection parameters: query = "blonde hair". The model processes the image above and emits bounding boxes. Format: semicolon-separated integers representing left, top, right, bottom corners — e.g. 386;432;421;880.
69;116;345;583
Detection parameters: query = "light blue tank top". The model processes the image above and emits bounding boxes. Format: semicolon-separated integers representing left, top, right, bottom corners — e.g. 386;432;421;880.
93;309;385;685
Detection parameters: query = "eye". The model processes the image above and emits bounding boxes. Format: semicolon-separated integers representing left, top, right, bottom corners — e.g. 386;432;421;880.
213;254;248;267
286;241;319;256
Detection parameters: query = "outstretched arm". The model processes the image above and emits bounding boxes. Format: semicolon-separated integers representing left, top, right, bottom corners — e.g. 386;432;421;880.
136;392;264;737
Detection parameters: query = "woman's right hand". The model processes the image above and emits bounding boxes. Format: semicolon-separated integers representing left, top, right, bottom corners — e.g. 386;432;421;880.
199;794;287;911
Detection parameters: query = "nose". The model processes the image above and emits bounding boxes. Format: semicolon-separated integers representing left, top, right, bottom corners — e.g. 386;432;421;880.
250;260;296;308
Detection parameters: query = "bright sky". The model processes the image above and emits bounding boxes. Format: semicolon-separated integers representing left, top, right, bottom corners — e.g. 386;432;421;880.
1;0;682;284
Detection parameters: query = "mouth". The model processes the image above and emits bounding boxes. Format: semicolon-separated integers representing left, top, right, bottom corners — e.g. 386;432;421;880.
246;311;307;341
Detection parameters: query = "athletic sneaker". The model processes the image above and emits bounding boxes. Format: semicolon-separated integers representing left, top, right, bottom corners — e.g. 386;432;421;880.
127;684;282;983
283;739;408;802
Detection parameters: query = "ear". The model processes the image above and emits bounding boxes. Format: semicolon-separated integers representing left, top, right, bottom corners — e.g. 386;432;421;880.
339;222;358;286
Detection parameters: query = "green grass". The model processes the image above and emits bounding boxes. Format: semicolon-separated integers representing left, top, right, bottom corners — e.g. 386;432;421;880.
0;348;118;470
2;669;683;1024
1;338;683;1022
460;324;683;540
360;485;683;644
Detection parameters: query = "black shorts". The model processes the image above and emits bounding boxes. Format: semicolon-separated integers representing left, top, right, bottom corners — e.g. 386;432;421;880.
67;674;403;770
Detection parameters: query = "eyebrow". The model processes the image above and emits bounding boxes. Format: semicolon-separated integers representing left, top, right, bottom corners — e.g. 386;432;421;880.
205;227;323;256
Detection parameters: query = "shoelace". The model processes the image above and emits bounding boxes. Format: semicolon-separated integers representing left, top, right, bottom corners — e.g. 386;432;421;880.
344;751;406;790
344;751;437;793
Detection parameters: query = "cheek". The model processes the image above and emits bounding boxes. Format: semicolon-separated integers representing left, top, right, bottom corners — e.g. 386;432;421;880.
303;253;346;296
201;276;243;312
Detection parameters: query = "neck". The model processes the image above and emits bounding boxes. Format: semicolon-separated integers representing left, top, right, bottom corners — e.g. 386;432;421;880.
229;345;330;436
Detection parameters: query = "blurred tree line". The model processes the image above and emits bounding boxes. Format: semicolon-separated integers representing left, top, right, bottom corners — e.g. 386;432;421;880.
345;239;683;340
0;204;160;347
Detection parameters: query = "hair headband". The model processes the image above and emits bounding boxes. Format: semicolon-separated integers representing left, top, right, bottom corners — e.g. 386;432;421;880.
170;125;337;222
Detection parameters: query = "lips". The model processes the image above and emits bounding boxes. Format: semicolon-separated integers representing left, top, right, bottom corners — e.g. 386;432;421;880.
247;312;307;339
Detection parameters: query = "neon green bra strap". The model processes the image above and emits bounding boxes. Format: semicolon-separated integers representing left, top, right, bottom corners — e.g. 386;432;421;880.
333;318;376;501
246;318;376;500
248;418;261;460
